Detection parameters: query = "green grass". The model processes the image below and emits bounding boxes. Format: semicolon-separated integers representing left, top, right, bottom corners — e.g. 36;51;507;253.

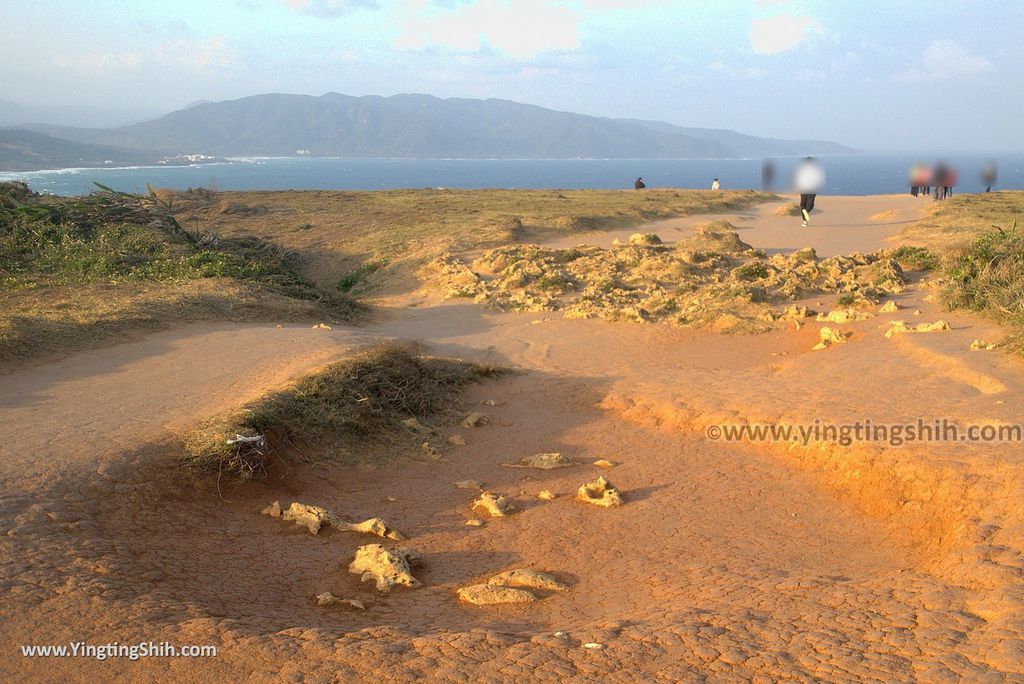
732;261;770;281
941;219;1024;352
890;245;939;272
337;256;390;293
184;343;506;480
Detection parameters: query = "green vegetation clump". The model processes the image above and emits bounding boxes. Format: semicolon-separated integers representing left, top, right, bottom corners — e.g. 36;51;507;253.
890;245;938;272
733;261;771;281
942;220;1024;352
184;343;505;480
337;256;389;293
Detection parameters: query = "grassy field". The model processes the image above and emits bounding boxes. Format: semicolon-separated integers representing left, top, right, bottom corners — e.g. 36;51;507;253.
1;184;771;363
0;182;362;363
898;191;1024;251
165;187;774;295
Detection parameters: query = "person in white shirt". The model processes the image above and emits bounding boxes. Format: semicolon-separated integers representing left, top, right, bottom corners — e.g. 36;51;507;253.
794;157;825;227
711;178;720;190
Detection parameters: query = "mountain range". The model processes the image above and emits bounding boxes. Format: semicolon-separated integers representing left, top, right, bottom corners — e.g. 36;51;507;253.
1;92;855;171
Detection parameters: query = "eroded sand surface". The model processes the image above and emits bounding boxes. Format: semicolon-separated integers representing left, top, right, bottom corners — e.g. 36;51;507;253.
3;195;1024;682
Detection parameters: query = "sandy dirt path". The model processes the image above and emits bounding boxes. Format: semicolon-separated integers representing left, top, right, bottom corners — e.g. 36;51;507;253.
544;193;925;255
3;195;1024;682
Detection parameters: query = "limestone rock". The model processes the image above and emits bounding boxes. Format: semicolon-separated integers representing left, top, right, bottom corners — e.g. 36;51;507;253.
879;300;899;313
592;459;616;468
507;452;576;469
812;326;849;351
349;544;421;592
448;434;467;446
402;418;434;435
538;490;556;500
315;592;365;609
282;502;335;534
461;412;490;428
792;246;817;262
347;517;405;541
261;500;282;518
577;476;624;507
421;442;442;460
885;319;951;338
454;480;483;490
472;492;513;517
279;502;403;539
628;232;663;246
971;339;996;351
457;584;537;605
487;568;569;591
816;308;870;324
465;519;484;527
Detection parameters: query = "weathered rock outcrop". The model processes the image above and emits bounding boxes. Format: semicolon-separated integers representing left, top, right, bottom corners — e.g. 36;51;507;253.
348;544;421;592
577;476;624;507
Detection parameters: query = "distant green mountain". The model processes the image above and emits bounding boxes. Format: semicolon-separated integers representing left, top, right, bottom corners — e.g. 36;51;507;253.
0;129;158;172
23;93;855;161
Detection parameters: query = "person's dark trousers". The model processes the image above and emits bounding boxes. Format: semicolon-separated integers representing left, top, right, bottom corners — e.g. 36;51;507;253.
800;194;816;212
911;186;919;197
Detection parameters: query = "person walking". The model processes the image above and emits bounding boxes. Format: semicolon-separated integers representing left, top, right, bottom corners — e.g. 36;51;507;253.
794;157;825;227
711;178;720;190
762;159;775;191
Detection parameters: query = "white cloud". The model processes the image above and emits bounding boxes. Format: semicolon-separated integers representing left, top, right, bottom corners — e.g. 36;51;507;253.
281;0;380;17
52;36;234;72
894;39;994;81
749;14;821;55
52;52;142;71
395;0;581;59
579;0;656;8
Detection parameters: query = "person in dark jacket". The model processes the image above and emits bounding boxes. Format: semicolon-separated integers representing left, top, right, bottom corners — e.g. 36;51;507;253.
634;177;646;190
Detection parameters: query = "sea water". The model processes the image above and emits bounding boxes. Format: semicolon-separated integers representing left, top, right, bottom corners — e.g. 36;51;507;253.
2;154;1022;197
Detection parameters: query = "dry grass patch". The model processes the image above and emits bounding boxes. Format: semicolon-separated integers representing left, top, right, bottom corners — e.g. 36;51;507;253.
184;343;506;480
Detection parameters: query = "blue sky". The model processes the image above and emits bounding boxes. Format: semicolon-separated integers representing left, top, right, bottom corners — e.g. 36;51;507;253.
2;0;1022;152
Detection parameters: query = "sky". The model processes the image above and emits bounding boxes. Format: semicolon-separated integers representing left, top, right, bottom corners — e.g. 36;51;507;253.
2;0;1022;152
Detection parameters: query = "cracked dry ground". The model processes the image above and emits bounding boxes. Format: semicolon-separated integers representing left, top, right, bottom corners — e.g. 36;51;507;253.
3;200;1024;682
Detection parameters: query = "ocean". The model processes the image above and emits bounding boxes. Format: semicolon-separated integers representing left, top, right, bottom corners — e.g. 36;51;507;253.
2;154;1022;197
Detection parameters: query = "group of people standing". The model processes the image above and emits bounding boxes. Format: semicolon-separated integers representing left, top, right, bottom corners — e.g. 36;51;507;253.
908;162;997;199
909;162;957;200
